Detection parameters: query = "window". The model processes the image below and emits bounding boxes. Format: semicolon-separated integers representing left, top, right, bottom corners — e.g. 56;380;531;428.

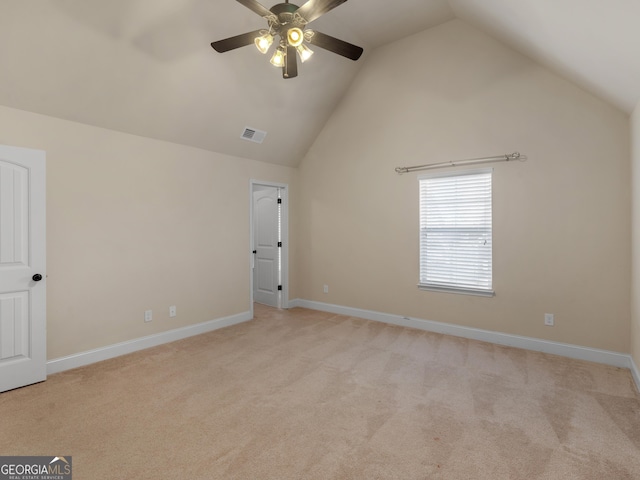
419;169;494;296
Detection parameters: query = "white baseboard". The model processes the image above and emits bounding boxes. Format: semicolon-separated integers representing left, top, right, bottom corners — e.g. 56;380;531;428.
289;299;636;376
48;301;640;394
47;311;252;375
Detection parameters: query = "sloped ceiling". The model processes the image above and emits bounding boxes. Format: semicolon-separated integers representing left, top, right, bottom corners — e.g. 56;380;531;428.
0;0;638;167
449;0;640;114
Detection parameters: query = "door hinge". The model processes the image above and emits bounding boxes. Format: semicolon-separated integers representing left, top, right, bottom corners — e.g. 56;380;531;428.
278;285;282;291
277;198;282;204
278;242;282;247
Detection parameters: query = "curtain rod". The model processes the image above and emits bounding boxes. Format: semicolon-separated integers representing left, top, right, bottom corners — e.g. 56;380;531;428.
395;151;527;174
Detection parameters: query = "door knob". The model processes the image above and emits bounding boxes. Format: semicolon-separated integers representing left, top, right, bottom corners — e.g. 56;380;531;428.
32;274;43;282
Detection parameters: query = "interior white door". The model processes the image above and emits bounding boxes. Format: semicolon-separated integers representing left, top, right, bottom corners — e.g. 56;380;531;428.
0;144;46;393
253;187;280;307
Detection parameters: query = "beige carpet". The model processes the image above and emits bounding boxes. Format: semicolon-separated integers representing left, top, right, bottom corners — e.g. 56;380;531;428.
1;305;639;479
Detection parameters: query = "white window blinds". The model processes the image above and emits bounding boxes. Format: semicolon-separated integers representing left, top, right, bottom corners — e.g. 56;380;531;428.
419;170;493;296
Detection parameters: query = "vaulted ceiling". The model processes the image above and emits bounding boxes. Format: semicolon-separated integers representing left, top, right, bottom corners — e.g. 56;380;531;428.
1;0;638;167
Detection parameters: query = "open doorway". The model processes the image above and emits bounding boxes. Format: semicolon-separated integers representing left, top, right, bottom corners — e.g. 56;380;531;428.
250;181;288;313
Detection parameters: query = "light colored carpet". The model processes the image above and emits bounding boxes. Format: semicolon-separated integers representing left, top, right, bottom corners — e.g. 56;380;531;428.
1;305;639;479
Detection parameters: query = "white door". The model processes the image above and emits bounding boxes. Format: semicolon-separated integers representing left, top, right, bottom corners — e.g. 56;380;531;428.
0;144;46;393
253;187;280;307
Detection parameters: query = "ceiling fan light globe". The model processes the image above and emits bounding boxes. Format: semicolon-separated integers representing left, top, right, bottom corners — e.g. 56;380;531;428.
287;27;304;47
270;47;286;67
254;33;273;54
296;43;314;63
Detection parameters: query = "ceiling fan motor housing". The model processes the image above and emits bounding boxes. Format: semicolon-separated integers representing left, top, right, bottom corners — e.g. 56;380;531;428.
270;2;305;39
269;3;301;17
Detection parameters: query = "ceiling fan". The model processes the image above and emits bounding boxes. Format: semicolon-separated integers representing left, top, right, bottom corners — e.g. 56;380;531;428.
211;0;363;79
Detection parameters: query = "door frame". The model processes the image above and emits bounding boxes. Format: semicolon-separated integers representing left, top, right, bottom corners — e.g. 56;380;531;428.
249;180;289;317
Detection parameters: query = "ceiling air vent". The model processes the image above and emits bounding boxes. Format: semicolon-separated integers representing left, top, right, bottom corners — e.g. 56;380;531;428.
241;127;267;144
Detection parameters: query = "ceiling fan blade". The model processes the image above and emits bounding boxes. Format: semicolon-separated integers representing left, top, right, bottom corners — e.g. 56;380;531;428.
236;0;272;17
296;0;347;23
306;30;363;60
211;30;263;53
283;46;298;78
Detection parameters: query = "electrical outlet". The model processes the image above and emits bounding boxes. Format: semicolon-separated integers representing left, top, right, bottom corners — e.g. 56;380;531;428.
323;285;329;294
144;310;153;323
544;313;554;326
169;305;177;318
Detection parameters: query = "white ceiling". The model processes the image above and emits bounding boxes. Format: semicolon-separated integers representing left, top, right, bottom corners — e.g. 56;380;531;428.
0;0;638;167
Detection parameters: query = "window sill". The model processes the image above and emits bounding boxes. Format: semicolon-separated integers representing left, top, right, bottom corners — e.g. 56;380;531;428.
418;284;495;297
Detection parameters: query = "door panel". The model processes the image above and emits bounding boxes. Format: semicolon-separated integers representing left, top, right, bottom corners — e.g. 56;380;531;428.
256;258;274;294
0;161;28;264
0;145;46;392
0;292;29;360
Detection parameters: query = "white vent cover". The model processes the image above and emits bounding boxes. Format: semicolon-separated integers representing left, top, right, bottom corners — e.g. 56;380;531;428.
241;127;267;144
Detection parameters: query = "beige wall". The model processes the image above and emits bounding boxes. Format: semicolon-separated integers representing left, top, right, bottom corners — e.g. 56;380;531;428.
297;19;631;353
632;104;640;366
0;105;297;359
